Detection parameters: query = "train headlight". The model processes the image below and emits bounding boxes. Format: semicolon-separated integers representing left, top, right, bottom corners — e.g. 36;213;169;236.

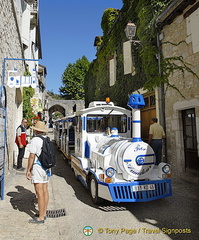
158;163;171;179
162;164;171;174
105;167;115;178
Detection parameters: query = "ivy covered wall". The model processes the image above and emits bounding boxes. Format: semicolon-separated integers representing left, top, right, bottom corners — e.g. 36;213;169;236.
84;0;172;107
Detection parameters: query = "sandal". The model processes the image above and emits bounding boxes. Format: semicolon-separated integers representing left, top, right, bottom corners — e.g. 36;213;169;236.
29;218;45;224
34;214;47;220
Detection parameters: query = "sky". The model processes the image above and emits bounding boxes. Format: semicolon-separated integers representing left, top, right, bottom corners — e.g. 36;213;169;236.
39;0;123;94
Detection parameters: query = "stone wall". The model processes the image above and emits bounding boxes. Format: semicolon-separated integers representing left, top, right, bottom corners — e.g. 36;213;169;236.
0;0;24;177
48;98;85;117
160;3;199;175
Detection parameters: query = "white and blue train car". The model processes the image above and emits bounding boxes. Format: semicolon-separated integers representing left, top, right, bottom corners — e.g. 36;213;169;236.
56;95;172;204
54;120;62;148
55;115;75;159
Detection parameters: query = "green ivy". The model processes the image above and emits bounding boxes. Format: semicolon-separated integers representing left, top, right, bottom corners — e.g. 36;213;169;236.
23;87;35;123
84;2;142;107
22;69;35;124
135;0;170;91
84;0;198;108
101;8;120;36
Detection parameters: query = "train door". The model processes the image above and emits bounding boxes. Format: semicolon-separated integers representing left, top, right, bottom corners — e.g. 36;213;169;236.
73;116;82;155
182;108;199;170
68;124;75;152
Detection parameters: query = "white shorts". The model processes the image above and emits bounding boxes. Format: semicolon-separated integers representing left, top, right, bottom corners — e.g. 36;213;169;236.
31;164;49;184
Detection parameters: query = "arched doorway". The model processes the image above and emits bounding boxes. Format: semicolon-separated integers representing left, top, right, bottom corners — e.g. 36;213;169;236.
48;104;65;128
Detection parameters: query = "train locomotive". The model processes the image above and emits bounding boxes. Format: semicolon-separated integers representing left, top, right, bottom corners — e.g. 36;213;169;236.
54;94;172;204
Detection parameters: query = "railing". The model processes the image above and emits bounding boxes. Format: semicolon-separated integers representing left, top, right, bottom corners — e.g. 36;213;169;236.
30;1;38;13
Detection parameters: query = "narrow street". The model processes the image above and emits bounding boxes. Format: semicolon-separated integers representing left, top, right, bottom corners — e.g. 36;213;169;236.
0;132;198;240
1;2;199;239
51;138;199;240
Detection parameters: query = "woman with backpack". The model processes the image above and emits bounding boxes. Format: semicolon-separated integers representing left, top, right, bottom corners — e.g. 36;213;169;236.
26;121;50;224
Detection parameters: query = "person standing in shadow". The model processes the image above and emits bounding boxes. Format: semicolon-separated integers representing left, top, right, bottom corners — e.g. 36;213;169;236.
15;119;28;171
148;118;166;165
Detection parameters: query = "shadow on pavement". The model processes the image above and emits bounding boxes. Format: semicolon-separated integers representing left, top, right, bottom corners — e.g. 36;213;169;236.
7;185;38;218
52;141;199;240
51;143;100;209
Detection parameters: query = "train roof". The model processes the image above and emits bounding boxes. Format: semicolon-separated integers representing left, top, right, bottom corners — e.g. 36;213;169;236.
56;114;76;122
76;101;131;115
88;101;114;107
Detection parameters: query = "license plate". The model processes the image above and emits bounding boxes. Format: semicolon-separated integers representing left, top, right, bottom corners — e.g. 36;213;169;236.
132;184;155;192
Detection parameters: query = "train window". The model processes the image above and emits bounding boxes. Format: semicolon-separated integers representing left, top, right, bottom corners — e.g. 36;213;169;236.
143;93;156;109
72;116;78;126
86;115;127;133
79;117;82;132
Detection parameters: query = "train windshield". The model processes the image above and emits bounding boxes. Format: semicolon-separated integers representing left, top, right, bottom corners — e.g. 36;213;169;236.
86;114;127;133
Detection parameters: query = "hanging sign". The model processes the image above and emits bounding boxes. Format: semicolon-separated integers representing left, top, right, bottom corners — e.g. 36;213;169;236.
7;76;38;88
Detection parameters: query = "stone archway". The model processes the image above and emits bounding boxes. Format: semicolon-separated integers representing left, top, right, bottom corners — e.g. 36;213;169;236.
47;97;85;117
47;97;85;127
48;104;65;117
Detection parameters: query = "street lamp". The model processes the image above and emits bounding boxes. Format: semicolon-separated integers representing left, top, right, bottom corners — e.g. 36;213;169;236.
125;21;141;44
125;21;136;41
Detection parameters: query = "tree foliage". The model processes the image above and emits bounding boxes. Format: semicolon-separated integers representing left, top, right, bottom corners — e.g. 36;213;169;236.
59;56;90;100
47;90;63;100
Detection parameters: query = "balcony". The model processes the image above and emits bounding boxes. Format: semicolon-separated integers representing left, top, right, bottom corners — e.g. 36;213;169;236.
30;1;38;13
30;1;38;28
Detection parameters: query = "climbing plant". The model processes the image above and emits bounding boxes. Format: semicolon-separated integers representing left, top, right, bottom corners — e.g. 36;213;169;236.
84;0;198;107
84;5;143;107
135;0;198;93
23;87;35;122
22;67;36;123
101;8;120;36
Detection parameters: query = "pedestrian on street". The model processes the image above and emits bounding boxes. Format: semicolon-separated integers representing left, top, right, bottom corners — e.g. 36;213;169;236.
148;118;166;165
15;119;28;171
26;121;50;224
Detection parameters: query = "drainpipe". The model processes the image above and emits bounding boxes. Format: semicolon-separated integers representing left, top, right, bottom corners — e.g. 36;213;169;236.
156;32;167;162
156;0;181;23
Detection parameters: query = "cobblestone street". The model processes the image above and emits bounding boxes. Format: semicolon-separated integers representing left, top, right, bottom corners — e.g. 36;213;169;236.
0;131;199;240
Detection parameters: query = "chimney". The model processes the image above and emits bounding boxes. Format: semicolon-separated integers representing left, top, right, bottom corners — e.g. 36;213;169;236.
127;94;145;142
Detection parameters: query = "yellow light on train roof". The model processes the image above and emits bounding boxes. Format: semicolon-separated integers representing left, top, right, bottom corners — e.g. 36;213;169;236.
106;97;111;103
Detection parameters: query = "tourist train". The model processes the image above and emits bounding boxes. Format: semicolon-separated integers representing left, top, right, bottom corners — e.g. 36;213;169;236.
54;94;172;204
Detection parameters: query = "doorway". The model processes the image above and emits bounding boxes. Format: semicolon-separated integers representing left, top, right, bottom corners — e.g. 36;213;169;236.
182;108;199;170
141;93;156;142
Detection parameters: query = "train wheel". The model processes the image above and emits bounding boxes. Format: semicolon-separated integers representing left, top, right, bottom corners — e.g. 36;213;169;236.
71;165;79;180
89;175;104;204
73;169;79;181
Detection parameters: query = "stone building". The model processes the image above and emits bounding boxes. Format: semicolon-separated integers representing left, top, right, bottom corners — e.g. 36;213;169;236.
85;0;199;183
0;0;45;198
156;0;199;182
